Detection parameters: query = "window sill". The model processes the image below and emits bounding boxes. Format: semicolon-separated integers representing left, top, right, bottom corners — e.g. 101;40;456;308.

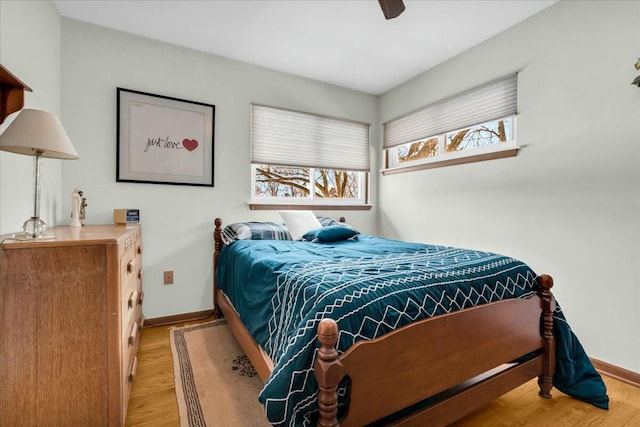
249;203;372;211
381;147;519;176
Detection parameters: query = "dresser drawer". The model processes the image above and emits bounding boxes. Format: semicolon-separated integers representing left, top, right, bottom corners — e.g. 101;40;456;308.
123;312;141;357
122;309;142;362
120;246;136;292
122;278;143;342
120;228;139;254
122;288;138;340
122;307;142;391
122;339;140;425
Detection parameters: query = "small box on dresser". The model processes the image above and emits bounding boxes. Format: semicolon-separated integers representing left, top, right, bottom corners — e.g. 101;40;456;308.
0;224;144;426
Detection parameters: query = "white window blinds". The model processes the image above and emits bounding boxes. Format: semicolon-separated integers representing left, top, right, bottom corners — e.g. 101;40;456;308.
251;104;370;172
383;74;517;149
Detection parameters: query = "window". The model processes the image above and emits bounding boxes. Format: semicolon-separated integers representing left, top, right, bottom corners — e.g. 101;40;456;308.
390;117;515;168
251;104;370;208
253;165;363;200
383;74;518;174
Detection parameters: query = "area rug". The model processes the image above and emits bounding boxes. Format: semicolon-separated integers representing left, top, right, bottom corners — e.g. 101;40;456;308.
170;319;271;426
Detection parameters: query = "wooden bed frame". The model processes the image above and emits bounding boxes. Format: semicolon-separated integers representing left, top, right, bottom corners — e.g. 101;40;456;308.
212;218;556;427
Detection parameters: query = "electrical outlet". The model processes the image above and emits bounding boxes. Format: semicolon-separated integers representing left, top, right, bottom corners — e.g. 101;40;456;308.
163;270;174;285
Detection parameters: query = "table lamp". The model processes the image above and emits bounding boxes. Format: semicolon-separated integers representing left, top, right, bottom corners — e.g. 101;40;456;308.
0;109;79;238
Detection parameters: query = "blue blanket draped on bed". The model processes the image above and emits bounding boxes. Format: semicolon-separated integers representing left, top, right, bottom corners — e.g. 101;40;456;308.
216;235;608;427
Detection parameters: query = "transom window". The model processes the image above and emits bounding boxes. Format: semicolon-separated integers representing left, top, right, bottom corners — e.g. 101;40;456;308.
383;74;518;173
251;104;369;207
390;117;515;168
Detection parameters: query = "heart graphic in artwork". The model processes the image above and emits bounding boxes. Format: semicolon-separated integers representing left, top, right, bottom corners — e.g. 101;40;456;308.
182;139;199;152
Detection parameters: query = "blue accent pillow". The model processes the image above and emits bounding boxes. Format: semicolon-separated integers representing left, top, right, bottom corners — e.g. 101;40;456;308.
302;225;359;243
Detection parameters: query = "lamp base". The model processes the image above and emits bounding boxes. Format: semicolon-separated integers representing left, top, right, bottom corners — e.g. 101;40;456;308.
22;216;49;239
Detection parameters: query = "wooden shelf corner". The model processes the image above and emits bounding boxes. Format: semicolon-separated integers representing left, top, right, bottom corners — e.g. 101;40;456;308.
0;64;33;124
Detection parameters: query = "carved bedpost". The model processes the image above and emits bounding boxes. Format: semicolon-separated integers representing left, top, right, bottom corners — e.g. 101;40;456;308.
537;274;556;398
339;217;346;223
314;319;344;427
213;218;223;318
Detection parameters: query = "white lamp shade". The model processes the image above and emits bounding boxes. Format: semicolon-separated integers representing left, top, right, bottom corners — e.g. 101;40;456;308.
0;109;79;159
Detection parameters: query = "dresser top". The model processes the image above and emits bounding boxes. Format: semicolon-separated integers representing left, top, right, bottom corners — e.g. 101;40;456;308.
0;224;141;249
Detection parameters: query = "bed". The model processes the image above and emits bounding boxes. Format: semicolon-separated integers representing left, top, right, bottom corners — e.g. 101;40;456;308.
212;216;608;427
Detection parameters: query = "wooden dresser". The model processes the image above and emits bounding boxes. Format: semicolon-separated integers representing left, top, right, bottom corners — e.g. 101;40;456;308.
0;224;144;426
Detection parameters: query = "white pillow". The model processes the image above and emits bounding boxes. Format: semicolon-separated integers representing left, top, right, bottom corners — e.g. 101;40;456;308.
279;211;322;241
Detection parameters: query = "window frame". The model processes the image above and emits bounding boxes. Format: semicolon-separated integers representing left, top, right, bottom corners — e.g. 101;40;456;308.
250;165;370;210
383;116;518;174
382;74;519;175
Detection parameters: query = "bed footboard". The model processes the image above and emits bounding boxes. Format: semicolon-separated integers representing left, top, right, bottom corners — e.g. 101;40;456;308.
314;274;556;427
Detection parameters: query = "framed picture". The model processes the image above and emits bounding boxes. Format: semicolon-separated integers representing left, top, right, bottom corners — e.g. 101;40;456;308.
117;88;215;186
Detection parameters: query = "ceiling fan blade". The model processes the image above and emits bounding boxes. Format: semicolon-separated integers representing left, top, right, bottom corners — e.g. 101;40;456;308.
378;0;405;20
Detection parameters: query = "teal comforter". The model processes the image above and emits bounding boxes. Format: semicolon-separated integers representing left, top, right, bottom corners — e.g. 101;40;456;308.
216;235;608;426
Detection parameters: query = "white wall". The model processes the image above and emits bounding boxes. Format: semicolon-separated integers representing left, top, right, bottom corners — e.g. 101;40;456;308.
379;0;640;372
0;1;64;234
60;19;378;319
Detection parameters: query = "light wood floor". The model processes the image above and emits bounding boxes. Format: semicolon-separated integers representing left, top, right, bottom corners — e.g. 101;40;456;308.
126;319;640;426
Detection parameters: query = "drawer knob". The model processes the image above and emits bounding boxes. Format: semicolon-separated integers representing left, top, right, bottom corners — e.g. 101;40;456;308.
127;260;134;273
129;356;138;382
137;245;143;255
128;321;138;346
128;290;138;309
137;291;144;306
138;268;144;280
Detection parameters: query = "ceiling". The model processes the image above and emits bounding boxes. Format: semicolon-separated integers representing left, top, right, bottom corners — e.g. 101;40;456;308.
53;0;557;95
